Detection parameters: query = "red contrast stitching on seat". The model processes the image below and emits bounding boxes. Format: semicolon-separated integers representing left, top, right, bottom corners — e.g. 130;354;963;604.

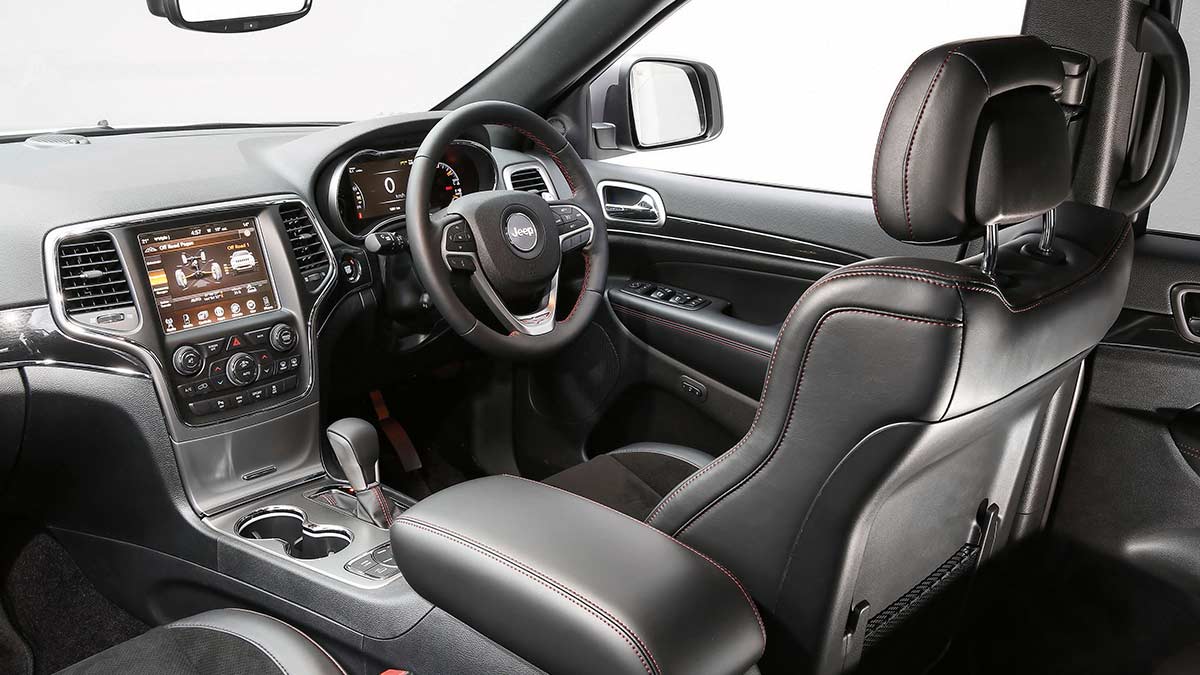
396;517;658;675
675;309;962;536
646;295;808;525
809;224;1131;314
872;59;917;230
514;476;767;650
613;304;772;358
903;49;955;240
502;124;578;196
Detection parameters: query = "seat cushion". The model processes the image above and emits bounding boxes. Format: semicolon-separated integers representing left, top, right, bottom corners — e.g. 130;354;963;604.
56;608;345;675
543;443;713;520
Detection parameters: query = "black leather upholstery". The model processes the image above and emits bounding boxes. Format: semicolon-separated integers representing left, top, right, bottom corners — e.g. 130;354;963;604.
56;608;345;674
872;36;1069;244
391;475;765;675
550;35;1134;672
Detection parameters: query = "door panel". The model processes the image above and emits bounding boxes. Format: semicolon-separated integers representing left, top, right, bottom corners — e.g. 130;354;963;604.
1053;230;1200;600
516;161;960;473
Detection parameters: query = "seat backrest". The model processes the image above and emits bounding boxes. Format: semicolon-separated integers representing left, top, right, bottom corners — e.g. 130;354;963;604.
646;36;1134;672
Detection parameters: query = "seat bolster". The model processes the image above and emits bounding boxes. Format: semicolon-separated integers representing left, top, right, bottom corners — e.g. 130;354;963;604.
609;443;714;469
165;609;346;675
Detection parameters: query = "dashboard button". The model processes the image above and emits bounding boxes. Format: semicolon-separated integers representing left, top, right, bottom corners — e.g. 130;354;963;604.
208;358;227;379
266;380;285;397
188;400;216;416
281;375;299;393
245;328;272;345
249;387;267;403
193;380;213;397
199;339;225;357
172;346;204;377
210;374;231;391
268;323;296;353
177;383;198;399
226;334;248;351
212;397;232;413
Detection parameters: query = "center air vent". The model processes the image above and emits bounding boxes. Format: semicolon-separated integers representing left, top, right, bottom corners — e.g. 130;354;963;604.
280;202;330;293
57;233;138;330
505;164;555;199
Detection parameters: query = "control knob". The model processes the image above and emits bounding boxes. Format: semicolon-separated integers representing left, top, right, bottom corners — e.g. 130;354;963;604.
226;352;260;387
269;323;296;353
172;345;204;377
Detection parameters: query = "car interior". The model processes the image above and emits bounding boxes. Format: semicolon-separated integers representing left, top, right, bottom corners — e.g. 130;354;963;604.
4;0;1200;673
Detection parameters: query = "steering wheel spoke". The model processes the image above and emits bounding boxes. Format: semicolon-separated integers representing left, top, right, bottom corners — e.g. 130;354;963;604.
548;200;595;254
470;270;560;337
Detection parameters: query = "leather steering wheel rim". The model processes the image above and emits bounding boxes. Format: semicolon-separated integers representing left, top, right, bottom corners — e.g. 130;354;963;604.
406;101;608;360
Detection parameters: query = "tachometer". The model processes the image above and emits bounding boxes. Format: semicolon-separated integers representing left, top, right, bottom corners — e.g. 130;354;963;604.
431;161;463;210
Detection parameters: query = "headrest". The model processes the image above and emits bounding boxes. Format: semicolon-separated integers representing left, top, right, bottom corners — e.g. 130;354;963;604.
872;36;1071;245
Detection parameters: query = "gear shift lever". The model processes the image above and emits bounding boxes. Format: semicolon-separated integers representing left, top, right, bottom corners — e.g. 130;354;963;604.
326;418;397;528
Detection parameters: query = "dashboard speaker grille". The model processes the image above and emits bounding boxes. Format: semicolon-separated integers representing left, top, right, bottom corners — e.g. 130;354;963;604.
506;166;551;196
57;234;134;315
280;202;330;292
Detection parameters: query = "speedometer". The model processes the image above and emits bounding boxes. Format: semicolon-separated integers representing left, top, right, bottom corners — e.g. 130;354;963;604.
431;162;464;210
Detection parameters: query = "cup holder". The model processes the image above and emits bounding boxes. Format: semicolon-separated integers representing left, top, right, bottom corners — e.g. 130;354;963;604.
236;506;351;560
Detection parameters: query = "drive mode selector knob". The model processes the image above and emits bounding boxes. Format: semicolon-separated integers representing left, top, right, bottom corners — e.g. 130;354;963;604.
226;352;260;387
172;345;204;377
268;323;296;353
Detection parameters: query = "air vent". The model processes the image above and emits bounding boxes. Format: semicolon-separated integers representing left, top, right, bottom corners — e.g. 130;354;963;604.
280;202;330;293
505;165;555;198
57;234;138;330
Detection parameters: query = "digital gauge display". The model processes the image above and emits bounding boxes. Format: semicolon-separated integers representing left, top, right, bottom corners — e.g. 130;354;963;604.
345;149;463;221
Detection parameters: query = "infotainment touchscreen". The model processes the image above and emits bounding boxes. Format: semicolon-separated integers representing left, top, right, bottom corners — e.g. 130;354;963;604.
137;217;279;334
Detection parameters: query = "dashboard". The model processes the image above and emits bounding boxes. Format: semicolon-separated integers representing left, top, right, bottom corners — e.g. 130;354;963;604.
330;139;497;238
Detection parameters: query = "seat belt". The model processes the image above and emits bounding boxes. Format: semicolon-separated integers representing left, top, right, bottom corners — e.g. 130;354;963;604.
369;389;423;472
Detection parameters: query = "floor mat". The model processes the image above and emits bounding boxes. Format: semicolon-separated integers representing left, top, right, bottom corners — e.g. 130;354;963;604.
0;529;147;675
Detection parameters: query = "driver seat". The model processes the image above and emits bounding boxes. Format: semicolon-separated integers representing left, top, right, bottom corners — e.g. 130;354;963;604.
545;35;1134;669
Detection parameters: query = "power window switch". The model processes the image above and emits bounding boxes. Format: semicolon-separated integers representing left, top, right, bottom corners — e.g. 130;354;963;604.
680;375;707;401
650;288;674;301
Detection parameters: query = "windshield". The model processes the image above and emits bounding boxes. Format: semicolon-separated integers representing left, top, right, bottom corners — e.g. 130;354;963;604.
0;1;560;136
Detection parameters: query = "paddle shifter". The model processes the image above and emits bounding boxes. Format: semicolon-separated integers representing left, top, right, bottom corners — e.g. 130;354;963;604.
325;418;398;528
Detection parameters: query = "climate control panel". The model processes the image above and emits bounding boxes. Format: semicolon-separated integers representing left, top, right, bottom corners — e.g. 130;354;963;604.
170;321;303;421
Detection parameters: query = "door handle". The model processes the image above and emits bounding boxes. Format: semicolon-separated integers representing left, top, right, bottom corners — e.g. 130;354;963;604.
1170;283;1200;342
605;196;660;222
598;180;666;227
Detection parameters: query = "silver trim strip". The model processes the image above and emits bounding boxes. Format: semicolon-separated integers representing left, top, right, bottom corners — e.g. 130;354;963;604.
0;359;149;378
608;228;843;269
502;161;559;200
667;215;867;261
42;194;337;436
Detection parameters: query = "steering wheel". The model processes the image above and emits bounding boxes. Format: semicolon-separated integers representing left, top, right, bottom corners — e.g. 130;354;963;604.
406;101;608;360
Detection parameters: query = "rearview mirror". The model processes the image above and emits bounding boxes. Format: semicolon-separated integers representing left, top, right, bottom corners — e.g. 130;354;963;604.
147;0;311;33
594;57;723;153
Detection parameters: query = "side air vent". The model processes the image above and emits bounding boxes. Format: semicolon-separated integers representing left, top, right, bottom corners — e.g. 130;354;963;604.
57;233;139;330
505;164;556;199
280;202;330;293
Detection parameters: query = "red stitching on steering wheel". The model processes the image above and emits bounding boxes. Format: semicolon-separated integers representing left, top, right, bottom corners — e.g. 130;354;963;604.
502;123;579;196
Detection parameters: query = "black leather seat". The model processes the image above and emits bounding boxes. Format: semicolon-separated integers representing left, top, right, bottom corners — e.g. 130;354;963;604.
546;35;1134;671
55;608;345;675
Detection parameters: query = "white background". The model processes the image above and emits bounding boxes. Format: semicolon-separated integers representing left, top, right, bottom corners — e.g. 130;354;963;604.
605;0;1025;196
0;0;557;134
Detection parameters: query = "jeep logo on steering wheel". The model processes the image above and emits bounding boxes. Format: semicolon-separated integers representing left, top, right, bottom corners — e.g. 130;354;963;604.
504;212;539;253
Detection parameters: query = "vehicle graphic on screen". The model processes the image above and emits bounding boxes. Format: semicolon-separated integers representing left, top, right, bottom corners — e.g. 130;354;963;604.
173;250;223;290
229;249;258;274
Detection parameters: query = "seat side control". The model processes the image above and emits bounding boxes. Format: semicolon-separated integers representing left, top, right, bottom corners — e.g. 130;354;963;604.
620;280;710;310
681;375;707;401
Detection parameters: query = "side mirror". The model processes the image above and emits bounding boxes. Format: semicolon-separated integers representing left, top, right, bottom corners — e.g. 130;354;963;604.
595;57;723;152
146;0;311;33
